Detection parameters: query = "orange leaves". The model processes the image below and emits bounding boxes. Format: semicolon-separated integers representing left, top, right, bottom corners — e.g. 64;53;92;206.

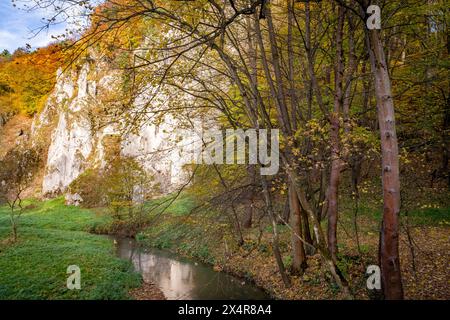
0;44;63;115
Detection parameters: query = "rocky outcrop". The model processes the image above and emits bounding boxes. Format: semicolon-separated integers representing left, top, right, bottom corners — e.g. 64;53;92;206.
32;53;192;199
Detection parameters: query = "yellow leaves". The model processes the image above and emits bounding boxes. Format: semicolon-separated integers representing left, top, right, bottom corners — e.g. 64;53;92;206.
292;148;301;156
360;187;370;194
0;44;62;115
420;204;441;209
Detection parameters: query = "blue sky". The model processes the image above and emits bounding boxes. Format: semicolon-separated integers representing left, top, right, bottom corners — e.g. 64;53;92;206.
0;1;71;52
0;1;68;52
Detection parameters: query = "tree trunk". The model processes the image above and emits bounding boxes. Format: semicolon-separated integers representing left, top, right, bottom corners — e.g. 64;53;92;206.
243;200;253;229
366;27;404;300
261;176;291;287
287;0;302;126
10;211;17;242
289;183;307;274
301;206;314;255
282;195;290;224
244;164;257;229
327;115;340;262
254;16;291;135
327;4;345;263
442;93;449;188
283;156;351;298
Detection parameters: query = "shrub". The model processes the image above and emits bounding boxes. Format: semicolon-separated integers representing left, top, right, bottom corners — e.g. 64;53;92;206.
0;145;41;241
69;157;157;233
68;168;105;207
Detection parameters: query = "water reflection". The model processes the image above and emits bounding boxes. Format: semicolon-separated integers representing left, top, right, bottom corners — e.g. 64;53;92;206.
114;238;269;300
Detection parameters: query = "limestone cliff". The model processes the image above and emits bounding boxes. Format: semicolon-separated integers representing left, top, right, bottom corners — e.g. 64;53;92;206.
31;53;192;200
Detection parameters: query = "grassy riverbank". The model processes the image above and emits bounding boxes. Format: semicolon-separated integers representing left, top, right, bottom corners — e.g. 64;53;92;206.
136;194;450;300
1;195;448;300
0;198;141;299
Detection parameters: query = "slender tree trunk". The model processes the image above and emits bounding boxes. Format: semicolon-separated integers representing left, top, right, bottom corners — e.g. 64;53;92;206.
210;162;245;246
351;160;362;253
10;214;17;242
327;116;340;262
244;165;257;229
304;3;328;116
343;14;357;135
287;0;302;126
327;5;345;263
282;195;290;224
243;200;254;229
366;26;404;300
254;16;291;135
283;158;351;298
266;4;291;135
289;183;307;274
261;176;291;287
301;206;314;255
442;93;449;188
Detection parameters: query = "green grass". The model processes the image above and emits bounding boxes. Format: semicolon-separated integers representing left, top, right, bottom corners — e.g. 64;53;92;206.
142;193;196;216
358;202;450;226
138;194;198;250
0;198;112;232
402;207;450;226
137;194;217;264
0;198;141;300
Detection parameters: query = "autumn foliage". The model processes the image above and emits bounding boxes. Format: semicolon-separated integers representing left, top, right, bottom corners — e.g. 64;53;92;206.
0;44;63;117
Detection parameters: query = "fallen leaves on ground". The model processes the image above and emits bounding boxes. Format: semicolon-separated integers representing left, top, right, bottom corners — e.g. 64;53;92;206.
129;281;166;300
217;225;449;300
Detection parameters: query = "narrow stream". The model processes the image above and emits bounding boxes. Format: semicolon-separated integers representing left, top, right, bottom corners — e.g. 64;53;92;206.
113;237;270;300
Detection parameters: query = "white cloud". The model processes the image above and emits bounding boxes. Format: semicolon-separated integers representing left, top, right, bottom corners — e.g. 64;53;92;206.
0;1;83;52
0;25;67;52
0;30;19;52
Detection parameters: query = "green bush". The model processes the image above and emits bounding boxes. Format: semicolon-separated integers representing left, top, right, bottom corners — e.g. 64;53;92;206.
69;157;158;235
68;168;105;208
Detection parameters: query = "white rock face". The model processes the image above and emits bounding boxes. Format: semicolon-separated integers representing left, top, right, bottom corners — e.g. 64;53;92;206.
37;56;193;197
43;112;93;194
120;116;191;191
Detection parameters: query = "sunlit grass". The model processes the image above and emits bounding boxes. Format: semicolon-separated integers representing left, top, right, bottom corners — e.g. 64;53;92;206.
0;197;140;300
